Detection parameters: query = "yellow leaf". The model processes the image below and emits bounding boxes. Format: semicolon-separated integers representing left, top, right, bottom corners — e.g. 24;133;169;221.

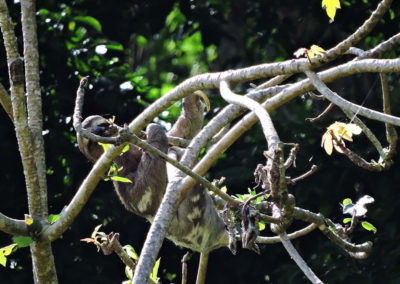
322;0;341;21
322;131;333;155
308;45;325;59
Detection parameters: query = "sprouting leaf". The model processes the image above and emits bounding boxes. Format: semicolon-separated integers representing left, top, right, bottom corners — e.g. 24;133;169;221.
322;0;341;21
150;258;161;283
73;16;102;32
258;221;266;231
12;236;33;248
220;186;227;193
123;245;139;261
343;218;352;224
343;195;374;217
48;214;61;224
91;224;103;239
342;198;353;206
111;176;132;183
308;45;325;59
321;122;362;155
24;215;34;226
125;266;133;280
362;221;377;233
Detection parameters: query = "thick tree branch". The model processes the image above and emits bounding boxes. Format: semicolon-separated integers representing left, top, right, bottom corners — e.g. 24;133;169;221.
21;0;48;219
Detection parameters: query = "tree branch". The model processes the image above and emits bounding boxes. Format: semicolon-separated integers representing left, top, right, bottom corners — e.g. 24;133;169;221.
0;82;13;120
0;212;28;236
305;70;400;126
256;223;317;244
279;232;323;284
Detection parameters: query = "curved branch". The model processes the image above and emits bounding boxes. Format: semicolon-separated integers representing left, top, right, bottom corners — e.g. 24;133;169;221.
219;80;279;150
256;223;317;244
0;212;28;236
293;207;372;258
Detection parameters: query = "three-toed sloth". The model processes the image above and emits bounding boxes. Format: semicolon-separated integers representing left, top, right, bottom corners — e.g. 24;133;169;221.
77;115;228;252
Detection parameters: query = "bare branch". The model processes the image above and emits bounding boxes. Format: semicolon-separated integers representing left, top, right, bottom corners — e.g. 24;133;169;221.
357;32;400;60
305;70;400;126
181;252;190;284
288;165;319;185
342;108;383;154
380;72;397;163
219;80;280;150
293;207;372;258
256;223;317;244
195;252;209;284
307;103;335;123
21;0;48;219
280;232;324;284
0;212;28;236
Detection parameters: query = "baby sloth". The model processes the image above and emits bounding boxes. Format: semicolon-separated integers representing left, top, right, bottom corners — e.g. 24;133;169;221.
77;115;228;252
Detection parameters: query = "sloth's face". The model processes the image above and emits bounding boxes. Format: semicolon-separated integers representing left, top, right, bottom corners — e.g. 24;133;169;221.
77;115;118;162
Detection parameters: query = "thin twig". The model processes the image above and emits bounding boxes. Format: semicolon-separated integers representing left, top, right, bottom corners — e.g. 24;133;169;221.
307;103;335;123
181;252;190;284
123;128;241;208
380;72;397;164
342;108;383;154
288;165;318;185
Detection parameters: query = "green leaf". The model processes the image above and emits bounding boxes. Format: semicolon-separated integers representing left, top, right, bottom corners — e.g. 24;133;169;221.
121;144;130;154
343;218;352;224
123;245;139;261
258;221;266;231
48;214;61;224
73;16;102;32
105;43;124;51
125;265;133;280
0;251;6;267
342;198;353;206
150;258;161;283
12;236;33;248
111;176;132;183
362;221;377;233
1;244;17;256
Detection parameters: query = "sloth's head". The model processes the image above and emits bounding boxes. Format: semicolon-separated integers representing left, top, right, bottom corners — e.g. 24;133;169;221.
77;115;119;162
